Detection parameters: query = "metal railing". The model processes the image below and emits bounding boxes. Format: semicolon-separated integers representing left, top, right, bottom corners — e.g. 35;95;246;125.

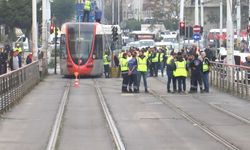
210;62;250;99
0;61;40;113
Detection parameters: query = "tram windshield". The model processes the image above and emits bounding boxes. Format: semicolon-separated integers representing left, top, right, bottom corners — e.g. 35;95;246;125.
68;24;94;65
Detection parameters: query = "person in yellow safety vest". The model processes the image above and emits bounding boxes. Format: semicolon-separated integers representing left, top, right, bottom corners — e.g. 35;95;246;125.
83;0;91;22
137;50;149;93
151;48;159;77
14;43;22;53
201;52;210;93
120;52;129;93
166;50;177;93
173;52;188;93
103;51;110;78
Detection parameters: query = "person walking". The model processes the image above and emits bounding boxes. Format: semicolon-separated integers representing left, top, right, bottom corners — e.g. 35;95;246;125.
173;52;188;93
201;52;210;92
103;51;110;78
166;51;176;93
83;0;91;22
137;50;149;93
120;52;129;93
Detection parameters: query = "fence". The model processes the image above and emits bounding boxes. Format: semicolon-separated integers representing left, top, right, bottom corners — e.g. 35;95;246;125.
0;61;40;113
210;62;250;99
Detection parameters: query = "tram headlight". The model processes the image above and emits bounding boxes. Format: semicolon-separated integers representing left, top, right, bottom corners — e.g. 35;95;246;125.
92;54;96;59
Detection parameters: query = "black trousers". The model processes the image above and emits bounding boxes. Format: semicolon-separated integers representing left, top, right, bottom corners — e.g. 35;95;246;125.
121;72;129;92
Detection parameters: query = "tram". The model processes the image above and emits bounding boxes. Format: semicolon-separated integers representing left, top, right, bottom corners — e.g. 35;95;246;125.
59;22;120;77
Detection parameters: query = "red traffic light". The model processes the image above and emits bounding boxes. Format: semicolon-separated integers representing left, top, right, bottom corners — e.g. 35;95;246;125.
179;22;185;28
50;24;54;34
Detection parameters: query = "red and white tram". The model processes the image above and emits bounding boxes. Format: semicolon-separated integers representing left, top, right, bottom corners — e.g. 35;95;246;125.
59;22;120;77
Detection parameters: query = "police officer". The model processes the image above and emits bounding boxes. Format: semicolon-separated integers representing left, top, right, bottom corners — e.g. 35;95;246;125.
137;50;149;93
173;52;188;93
201;52;210;92
83;0;91;22
189;54;203;93
120;52;129;93
103;51;110;78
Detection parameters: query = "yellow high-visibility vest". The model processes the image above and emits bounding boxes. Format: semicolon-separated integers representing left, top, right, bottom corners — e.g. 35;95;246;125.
174;61;187;77
84;0;91;11
152;52;159;63
120;58;128;71
203;57;209;72
166;55;173;65
137;56;147;72
103;54;109;65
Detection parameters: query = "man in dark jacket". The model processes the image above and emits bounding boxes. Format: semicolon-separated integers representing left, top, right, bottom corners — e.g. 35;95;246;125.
189;54;203;93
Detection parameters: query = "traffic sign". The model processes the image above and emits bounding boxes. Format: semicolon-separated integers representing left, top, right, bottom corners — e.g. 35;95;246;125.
193;25;201;33
192;33;201;41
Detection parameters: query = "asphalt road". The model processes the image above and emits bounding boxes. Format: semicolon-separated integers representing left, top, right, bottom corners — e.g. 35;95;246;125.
0;75;250;150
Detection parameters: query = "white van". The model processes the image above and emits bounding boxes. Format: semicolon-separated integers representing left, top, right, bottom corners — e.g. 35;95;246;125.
13;35;29;51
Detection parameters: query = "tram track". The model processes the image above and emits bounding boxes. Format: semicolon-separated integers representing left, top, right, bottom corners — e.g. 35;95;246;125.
46;79;125;150
46;81;71;150
150;77;241;150
94;79;126;150
156;77;250;125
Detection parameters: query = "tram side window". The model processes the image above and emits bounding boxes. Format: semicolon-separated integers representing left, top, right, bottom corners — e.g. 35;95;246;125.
60;34;66;59
93;35;103;59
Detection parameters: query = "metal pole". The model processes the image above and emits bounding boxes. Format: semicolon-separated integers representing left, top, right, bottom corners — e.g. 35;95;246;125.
112;0;115;24
226;0;234;65
179;0;185;50
32;0;38;60
42;0;48;67
195;0;199;25
200;0;204;49
195;0;200;50
118;0;120;25
237;0;241;50
54;26;57;74
220;0;223;47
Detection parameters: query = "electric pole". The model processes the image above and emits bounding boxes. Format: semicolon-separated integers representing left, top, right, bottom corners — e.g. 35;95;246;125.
236;0;241;49
179;0;185;50
226;0;234;65
220;0;223;47
112;0;115;24
32;0;38;60
200;0;204;49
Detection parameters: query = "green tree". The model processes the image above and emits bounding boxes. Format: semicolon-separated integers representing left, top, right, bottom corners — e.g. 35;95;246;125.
51;0;75;26
0;0;42;40
125;19;141;31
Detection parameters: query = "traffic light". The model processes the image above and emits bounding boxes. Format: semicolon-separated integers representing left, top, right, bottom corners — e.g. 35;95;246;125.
179;21;185;36
50;24;54;34
112;26;118;42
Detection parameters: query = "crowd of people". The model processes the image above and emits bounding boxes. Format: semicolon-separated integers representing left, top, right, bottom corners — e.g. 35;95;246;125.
0;43;32;76
104;44;213;94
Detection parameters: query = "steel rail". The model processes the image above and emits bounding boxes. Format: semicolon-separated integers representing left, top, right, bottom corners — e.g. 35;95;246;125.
157;77;250;125
150;88;240;150
46;81;70;150
151;77;241;150
94;79;126;150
